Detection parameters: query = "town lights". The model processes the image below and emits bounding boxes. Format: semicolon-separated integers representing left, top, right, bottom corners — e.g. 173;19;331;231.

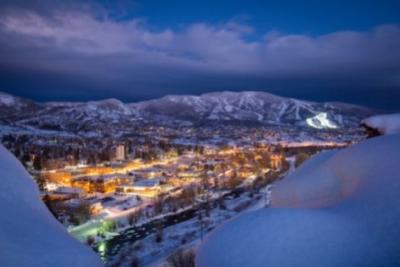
97;241;106;256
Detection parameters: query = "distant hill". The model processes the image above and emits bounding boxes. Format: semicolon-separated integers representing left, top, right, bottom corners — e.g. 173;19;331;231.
0;91;376;134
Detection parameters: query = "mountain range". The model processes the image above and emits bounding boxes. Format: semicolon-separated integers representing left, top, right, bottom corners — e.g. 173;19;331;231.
0;91;375;134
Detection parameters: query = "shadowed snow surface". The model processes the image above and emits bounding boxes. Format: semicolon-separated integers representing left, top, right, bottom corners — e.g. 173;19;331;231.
197;134;400;267
0;145;103;267
362;113;400;134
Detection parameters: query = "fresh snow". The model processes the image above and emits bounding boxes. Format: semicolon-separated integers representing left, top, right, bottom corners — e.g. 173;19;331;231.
0;91;373;131
362;113;400;134
0;92;16;106
0;144;102;267
197;134;400;267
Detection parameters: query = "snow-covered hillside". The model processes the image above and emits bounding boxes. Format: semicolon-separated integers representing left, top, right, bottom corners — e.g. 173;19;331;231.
0;92;42;120
361;113;400;135
0;144;103;267
196;133;400;267
0;91;374;134
0;92;17;106
136;91;372;127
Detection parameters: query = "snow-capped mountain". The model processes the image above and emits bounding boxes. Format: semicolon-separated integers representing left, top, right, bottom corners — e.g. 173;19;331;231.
0;92;42;121
134;91;373;127
0;91;375;134
34;98;136;131
2;96;138;132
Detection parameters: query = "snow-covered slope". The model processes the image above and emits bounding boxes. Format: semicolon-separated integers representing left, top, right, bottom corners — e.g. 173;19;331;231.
196;134;400;267
0;91;374;134
135;91;372;127
0;144;103;267
0;92;42;121
361;113;400;135
0;92;17;106
12;98;139;133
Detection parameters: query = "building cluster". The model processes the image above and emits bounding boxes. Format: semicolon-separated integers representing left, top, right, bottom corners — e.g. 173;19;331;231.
0;123;356;228
35;142;289;226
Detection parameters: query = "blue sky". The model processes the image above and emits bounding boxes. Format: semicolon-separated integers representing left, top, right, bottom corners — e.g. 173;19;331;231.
0;0;399;110
114;0;400;34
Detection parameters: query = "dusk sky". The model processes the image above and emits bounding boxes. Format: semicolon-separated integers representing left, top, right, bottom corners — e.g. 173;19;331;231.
0;0;399;110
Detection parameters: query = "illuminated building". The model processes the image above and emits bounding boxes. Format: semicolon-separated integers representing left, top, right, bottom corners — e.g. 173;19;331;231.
115;144;125;161
270;153;284;169
117;178;162;197
52;186;84;199
72;174;133;193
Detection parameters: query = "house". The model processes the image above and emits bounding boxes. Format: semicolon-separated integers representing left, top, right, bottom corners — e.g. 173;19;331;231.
270;153;284;169
52;186;84;199
72;174;133;193
117;178;162;197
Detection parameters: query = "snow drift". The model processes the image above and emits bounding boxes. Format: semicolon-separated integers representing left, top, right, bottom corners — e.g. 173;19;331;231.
0;145;102;267
361;113;400;135
196;134;400;267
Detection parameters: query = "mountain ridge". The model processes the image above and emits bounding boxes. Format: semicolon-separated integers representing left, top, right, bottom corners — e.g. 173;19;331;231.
0;90;372;110
0;90;376;134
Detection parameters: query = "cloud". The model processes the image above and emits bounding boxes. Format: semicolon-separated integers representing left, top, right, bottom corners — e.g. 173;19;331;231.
0;4;399;107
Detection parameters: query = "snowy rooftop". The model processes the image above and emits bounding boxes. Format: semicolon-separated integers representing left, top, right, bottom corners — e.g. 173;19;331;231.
54;186;84;195
133;178;161;188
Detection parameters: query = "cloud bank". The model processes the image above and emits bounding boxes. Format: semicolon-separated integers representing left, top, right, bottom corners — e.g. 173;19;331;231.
0;3;399;108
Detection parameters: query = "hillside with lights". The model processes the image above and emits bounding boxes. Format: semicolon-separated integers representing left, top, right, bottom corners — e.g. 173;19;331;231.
0;91;382;267
197;117;400;267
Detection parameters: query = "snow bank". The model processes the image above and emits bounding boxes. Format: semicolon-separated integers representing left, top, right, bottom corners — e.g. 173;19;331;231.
361;113;400;135
196;134;400;267
0;145;102;267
